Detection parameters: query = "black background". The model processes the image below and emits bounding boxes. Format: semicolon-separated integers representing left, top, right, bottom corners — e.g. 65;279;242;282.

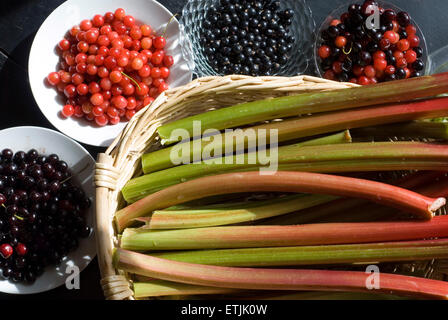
0;0;447;300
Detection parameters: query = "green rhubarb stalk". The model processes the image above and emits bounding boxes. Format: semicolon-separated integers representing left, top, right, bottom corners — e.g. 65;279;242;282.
123;141;448;202
119;216;448;251
116;171;446;231
157;72;448;144
113;248;448;299
354;121;448;140
148;239;448;267
136;194;336;229
142;130;352;174
148;97;448;174
133;279;236;298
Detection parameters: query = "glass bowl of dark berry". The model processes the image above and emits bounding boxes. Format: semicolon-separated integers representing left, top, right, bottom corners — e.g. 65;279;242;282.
179;0;315;77
314;0;428;84
0;126;96;294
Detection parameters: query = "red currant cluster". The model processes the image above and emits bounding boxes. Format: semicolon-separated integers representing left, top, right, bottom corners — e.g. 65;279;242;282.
317;1;425;85
46;8;174;126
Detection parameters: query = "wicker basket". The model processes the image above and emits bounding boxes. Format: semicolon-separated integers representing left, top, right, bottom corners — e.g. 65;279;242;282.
93;74;402;300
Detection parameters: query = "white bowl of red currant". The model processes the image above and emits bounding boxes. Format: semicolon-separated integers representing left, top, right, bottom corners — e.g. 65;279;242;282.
0;126;96;294
314;0;428;85
28;0;193;147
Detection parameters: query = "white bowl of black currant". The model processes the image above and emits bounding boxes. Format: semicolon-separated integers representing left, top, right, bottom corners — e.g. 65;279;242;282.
315;0;428;84
0;127;95;294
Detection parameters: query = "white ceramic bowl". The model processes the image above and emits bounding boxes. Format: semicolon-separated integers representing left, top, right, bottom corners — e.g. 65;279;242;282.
29;0;193;147
0;126;96;294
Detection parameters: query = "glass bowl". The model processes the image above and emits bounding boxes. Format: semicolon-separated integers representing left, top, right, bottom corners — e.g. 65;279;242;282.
314;0;428;82
179;0;316;77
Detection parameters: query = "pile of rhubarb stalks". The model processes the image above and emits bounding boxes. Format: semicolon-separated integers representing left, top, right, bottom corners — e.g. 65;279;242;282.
113;73;448;300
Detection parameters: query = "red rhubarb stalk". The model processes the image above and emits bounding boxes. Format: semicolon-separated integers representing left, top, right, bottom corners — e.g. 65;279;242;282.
119;216;448;250
115;171;445;231
114;249;448;299
263;171;446;225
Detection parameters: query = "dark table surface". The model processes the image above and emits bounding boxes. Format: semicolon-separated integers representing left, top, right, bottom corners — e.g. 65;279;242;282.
0;0;447;300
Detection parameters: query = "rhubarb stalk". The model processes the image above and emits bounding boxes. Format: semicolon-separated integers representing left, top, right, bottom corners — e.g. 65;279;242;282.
263;171;446;225
149;97;448;174
133;279;236;298
149;239;448;267
136;194;336;229
157;72;448;144
354;121;448;140
114;248;448;299
142;130;352;174
116;171;445;231
123;141;448;202
119;216;448;250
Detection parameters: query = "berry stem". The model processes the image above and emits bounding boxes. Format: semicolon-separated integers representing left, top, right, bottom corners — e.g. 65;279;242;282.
121;72;141;90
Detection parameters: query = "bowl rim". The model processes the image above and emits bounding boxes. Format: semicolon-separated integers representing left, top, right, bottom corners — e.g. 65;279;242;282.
313;0;429;80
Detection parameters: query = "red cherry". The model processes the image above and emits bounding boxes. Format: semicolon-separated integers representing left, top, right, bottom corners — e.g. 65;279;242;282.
0;243;13;259
334;36;347;48
405;25;417;35
95;115;109;126
114;8;126;20
80;19;93;31
364;65;376;78
397;39;410;52
154;36;166;49
58;39;71;51
62;104;75;117
385;65;396;75
140;24;152;36
358;76;370;86
323;70;336;80
405;50;417;64
332;61;343;74
163;55;174;67
318;45;331;59
372;51;386;61
123;15;136;28
396;57;408;68
92;14;105;27
408;34;420;47
352;65;364;77
47;72;61;86
373;59;387;71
